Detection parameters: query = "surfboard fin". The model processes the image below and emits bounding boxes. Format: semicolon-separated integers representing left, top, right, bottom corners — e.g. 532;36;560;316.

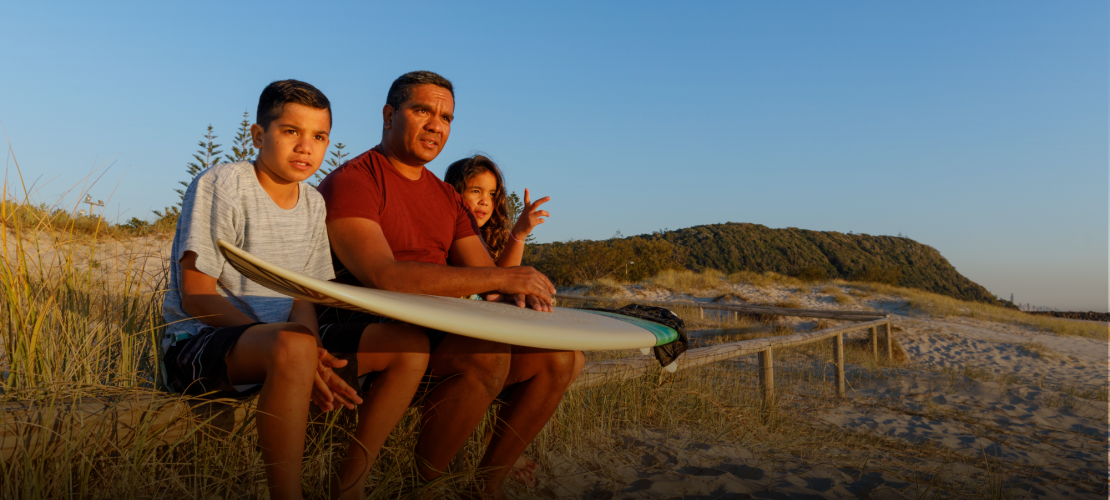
640;347;652;356
583;304;689;367
663;361;678;373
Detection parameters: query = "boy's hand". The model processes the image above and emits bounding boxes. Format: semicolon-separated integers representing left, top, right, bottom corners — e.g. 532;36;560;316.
311;349;363;411
510;188;550;241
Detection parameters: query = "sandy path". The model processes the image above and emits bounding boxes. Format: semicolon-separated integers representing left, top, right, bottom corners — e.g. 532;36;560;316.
529;287;1107;499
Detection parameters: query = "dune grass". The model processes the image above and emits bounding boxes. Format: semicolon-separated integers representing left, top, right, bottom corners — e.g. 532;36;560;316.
644;268;725;295
848;282;1108;340
727;270;802;288
1;166;1099;497
572;270;1105;341
0;179;478;496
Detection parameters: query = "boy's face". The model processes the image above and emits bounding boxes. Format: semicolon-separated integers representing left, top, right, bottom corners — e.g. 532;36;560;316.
250;103;331;183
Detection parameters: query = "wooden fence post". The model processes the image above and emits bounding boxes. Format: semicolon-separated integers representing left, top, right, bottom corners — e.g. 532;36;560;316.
884;319;892;361
758;347;774;408
870;326;878;362
833;333;845;398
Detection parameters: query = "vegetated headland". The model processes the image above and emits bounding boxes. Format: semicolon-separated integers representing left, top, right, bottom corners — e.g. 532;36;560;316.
526;222;1001;305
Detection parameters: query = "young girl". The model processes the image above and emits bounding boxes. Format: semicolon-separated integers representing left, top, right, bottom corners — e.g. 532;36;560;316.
444;154;585;485
444;154;547;267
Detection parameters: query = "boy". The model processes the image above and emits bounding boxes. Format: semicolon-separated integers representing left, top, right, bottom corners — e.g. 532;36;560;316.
162;80;429;500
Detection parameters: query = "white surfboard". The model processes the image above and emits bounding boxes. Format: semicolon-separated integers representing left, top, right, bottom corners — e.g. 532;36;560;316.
217;240;678;351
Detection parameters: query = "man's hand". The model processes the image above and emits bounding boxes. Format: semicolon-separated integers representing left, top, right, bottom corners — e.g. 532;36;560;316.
498;266;556;304
311;349;363;411
480;266;556;312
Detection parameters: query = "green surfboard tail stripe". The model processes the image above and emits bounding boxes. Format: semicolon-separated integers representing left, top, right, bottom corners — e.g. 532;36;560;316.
580;310;679;346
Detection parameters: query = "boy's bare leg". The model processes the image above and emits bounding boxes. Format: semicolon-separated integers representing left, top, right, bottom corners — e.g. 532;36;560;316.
478;347;575;499
225;323;321;500
332;324;430;500
414;334;511;483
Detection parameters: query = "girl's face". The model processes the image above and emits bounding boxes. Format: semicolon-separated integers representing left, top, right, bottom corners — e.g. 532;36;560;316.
461;170;498;227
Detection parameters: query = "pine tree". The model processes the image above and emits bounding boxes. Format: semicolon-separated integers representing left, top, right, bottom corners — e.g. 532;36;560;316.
507;191;523;224
312;142;348;187
225;110;256;163
506;191;536;243
173;125;222;207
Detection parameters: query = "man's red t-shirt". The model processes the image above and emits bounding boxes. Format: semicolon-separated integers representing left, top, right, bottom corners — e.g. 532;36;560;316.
317;146;480;286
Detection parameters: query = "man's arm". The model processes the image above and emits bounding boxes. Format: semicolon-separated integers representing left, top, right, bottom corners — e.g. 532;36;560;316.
327;217;555;306
448;234;553;312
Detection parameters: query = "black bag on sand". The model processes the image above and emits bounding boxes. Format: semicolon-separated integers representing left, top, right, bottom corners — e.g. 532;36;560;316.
585;304;689;367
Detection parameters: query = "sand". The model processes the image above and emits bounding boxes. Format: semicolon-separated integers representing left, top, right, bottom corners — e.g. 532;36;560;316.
525;283;1108;499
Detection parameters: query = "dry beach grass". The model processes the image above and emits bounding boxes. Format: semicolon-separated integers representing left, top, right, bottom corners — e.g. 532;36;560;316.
0;198;1105;499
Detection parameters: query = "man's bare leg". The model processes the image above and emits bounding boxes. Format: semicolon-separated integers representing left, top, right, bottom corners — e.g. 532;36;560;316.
478;347;575;498
414;333;511;483
225;323;321;500
331;324;430;500
497;349;583;486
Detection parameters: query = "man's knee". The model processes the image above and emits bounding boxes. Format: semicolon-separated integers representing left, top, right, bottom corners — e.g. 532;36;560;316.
458;351;511;398
541;350;577;386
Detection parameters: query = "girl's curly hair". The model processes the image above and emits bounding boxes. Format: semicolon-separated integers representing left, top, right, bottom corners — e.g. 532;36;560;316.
444;155;511;259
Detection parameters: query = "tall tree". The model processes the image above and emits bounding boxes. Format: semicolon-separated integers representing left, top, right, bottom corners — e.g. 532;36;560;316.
507;191;523;225
312;142;348;187
225;110;256;163
506;191;536;243
173;125;222;206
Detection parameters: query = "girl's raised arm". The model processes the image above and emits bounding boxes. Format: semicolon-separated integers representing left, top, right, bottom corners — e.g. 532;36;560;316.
497;188;550;267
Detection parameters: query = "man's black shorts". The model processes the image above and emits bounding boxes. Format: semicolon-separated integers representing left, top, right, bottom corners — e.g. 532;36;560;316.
316;305;450;351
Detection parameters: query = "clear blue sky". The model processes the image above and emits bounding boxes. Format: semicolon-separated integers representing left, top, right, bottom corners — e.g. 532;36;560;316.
1;1;1106;312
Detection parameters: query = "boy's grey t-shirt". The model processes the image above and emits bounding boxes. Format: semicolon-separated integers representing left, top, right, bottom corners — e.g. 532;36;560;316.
162;161;334;351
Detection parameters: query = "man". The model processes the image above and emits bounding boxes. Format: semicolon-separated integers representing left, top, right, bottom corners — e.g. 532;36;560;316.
317;71;576;499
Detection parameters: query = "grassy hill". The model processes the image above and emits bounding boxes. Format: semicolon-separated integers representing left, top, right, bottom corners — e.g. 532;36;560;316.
526;222;1001;305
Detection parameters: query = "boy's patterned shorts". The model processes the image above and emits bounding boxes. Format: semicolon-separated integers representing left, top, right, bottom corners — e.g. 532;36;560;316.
163;322;369;399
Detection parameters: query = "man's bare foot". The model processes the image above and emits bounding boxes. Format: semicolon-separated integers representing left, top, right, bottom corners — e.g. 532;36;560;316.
483;428;539;488
508;456;538;487
476;483;510;500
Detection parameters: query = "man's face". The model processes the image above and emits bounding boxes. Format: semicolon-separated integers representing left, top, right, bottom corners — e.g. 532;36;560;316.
382;84;454;166
251;103;331;183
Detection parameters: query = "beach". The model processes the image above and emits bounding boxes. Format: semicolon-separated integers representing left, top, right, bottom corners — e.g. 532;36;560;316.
522;281;1107;499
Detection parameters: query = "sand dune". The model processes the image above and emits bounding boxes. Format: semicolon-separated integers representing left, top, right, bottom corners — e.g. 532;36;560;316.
524;284;1107;499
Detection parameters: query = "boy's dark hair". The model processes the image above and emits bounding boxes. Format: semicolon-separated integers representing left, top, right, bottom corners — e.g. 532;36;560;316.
257;80;332;130
386;71;454;110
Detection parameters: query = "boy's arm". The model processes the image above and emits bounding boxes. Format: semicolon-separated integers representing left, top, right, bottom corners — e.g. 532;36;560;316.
180;251;256;327
183;252;360;411
327;217;555;308
287;299;320;336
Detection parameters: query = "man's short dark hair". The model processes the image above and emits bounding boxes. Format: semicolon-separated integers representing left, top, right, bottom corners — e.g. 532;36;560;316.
257;80;332;130
385;71;454;110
